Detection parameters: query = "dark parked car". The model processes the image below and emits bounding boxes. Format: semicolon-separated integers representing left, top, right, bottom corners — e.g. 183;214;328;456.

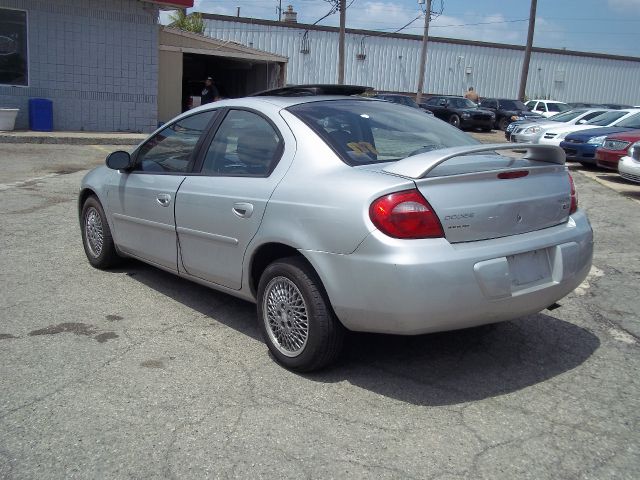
420;95;495;130
372;94;421;109
559;112;640;165
478;98;543;130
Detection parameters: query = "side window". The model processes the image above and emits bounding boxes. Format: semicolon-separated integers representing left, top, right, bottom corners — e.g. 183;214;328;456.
483;100;497;109
582;111;605;122
134;110;217;173
201;110;283;177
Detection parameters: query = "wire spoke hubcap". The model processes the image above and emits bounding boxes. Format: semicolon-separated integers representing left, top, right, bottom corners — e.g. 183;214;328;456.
263;276;309;357
84;207;104;258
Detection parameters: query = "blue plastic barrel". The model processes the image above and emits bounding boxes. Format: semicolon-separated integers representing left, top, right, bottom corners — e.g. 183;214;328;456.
28;98;53;131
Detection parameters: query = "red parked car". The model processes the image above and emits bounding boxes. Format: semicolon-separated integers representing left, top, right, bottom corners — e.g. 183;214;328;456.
596;130;640;170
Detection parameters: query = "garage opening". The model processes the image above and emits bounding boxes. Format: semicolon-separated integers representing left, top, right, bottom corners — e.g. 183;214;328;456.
182;53;282;110
158;27;288;123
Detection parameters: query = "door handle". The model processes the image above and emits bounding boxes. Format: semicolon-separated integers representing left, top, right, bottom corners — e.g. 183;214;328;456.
232;202;254;218
156;193;172;207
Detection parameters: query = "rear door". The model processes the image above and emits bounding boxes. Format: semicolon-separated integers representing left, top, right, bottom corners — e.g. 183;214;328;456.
108;110;217;270
174;108;292;289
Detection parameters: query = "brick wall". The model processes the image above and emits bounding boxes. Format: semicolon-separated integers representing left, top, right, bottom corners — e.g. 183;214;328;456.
0;0;159;132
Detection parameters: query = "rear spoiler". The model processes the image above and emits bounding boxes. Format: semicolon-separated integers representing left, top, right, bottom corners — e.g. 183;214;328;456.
382;143;566;179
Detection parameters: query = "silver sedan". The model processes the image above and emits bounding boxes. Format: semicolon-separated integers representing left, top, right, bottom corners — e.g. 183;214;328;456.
79;86;593;371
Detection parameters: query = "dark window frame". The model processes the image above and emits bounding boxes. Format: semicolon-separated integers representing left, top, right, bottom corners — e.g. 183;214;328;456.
0;7;29;87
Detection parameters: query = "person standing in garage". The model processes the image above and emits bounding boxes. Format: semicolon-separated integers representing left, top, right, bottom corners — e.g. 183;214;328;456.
201;77;220;104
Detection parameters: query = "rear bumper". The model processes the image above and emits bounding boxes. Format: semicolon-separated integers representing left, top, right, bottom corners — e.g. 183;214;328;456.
304;211;593;335
461;117;494;129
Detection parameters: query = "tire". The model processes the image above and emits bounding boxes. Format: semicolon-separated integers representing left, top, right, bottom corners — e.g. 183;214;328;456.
257;257;345;372
449;114;461;128
498;117;509;131
80;195;121;269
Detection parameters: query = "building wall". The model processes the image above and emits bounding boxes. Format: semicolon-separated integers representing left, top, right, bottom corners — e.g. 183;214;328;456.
203;17;640;105
0;0;159;132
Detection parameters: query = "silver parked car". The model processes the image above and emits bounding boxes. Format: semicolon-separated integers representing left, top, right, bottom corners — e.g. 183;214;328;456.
79;85;594;371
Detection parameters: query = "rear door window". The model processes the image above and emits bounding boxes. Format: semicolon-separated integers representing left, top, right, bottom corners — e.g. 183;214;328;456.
200;109;283;176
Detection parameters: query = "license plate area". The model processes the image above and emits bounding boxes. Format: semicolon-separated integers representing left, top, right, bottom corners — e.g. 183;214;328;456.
507;248;552;290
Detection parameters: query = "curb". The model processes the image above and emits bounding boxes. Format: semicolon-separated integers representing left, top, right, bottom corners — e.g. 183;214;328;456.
0;134;146;145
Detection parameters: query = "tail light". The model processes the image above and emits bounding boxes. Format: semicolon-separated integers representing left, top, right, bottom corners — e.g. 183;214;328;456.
369;189;444;239
569;173;578;214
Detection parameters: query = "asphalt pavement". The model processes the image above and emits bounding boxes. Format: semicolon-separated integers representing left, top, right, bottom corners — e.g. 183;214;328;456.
0;142;638;479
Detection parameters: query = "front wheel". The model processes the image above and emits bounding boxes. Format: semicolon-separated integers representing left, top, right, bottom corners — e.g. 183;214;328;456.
257;257;345;372
498;117;509;131
80;196;121;269
449;114;461;128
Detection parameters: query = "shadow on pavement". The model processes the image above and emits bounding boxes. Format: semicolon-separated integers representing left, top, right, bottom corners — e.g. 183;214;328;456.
310;315;599;406
117;262;600;406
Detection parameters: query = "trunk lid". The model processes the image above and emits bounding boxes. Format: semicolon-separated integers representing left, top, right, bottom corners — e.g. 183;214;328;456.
381;144;572;243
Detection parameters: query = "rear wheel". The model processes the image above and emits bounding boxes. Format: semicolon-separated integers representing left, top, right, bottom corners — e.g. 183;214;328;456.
449;114;461;128
81;196;121;269
257;257;345;372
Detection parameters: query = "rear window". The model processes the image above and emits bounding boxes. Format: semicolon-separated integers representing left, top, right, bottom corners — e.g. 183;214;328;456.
547;103;570;112
287;99;478;166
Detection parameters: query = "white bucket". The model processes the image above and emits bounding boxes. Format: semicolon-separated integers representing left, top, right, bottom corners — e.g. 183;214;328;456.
0;108;19;131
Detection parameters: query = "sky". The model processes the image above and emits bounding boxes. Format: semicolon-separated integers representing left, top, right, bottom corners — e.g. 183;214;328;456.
165;0;640;58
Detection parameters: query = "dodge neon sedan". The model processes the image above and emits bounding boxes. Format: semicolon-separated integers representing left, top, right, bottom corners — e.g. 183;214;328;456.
79;85;594;371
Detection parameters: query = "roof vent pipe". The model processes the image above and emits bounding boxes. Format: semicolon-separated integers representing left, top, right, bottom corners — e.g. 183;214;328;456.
283;5;297;23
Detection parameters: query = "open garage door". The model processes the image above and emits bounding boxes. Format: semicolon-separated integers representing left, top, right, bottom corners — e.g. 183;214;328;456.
158;27;287;123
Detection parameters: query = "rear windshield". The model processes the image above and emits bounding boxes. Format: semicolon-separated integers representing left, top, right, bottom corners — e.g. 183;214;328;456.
287;99;478;166
547;103;570;112
588;110;629;126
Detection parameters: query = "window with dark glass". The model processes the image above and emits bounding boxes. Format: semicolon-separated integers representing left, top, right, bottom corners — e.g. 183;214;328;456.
134;110;217;173
200;110;283;177
0;8;28;86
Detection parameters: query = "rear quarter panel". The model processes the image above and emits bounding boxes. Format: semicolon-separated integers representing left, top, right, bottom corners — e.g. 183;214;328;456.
255;110;413;254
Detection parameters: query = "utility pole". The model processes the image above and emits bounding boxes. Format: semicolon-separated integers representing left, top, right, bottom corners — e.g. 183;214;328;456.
338;0;346;84
278;0;282;21
416;0;432;104
518;0;537;101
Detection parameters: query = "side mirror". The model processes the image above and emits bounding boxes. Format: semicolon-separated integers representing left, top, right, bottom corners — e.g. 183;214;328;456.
577;119;587;124
106;151;133;170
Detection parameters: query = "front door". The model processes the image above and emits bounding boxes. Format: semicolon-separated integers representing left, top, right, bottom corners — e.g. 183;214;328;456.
108;109;218;270
175;109;291;290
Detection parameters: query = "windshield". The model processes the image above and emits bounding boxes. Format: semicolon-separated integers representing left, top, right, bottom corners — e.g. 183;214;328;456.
587;110;629;126
550;109;587;122
616;112;640;129
288;99;478;166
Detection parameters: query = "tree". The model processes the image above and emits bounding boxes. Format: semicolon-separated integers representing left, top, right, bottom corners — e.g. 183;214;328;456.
168;10;205;34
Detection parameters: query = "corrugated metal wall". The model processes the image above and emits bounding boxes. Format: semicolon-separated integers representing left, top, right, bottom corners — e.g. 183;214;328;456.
204;18;640;104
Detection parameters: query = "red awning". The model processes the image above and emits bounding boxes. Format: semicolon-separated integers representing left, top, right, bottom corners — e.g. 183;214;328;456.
144;0;194;8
